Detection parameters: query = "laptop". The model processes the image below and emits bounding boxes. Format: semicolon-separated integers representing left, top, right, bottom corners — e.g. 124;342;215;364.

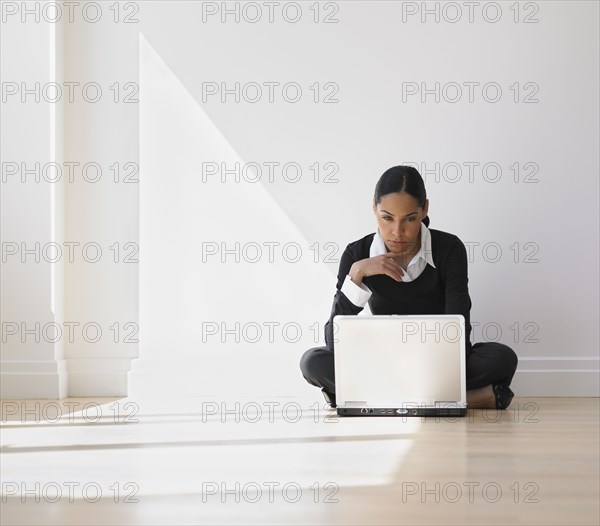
333;314;468;417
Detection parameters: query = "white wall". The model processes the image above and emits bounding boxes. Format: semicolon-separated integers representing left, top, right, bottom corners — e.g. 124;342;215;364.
1;1;598;398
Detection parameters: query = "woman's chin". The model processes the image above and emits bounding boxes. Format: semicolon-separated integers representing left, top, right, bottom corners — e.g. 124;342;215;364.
386;244;410;255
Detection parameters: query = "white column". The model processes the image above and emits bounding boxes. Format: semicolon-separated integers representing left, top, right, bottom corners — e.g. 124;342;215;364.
1;9;67;398
1;2;140;398
61;4;139;396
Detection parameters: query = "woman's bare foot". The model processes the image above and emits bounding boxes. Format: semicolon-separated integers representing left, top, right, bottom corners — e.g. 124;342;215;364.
466;384;496;409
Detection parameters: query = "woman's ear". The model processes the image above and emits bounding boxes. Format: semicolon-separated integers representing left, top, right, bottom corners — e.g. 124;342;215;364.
422;199;429;218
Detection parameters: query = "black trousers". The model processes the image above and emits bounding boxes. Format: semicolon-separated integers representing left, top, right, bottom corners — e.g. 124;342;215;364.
300;342;518;397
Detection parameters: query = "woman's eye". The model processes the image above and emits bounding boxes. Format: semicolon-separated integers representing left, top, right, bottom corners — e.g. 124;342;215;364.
383;216;392;221
407;217;416;221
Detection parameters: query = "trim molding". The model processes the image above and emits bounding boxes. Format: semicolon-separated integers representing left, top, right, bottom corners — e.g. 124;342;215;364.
0;360;68;399
66;358;132;397
1;357;598;399
511;357;599;396
0;358;133;399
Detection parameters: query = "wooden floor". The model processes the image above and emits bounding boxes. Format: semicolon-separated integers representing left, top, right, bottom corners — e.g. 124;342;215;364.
1;396;598;525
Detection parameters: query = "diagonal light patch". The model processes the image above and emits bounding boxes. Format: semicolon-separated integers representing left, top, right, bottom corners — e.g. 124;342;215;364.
132;33;338;398
130;34;418;491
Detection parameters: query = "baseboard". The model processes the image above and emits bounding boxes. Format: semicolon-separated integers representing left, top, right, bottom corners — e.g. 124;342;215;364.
0;360;68;399
129;356;600;398
66;358;133;397
1;356;598;399
0;358;133;399
511;357;600;396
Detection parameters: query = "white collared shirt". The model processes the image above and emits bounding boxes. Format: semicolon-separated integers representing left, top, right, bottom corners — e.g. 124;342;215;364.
340;223;437;308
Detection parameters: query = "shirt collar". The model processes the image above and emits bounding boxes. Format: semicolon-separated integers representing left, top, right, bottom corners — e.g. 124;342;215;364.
370;223;436;268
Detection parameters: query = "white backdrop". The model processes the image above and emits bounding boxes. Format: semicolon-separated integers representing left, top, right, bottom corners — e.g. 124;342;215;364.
132;1;599;397
1;1;598;398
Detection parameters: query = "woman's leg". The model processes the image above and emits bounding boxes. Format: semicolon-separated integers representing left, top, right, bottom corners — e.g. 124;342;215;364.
466;342;519;408
467;342;518;389
299;346;336;396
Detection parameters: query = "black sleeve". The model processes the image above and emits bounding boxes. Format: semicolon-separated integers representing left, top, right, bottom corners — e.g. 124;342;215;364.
323;244;367;351
442;238;473;354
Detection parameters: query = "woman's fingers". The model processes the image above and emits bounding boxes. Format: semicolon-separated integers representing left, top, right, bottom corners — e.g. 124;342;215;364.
383;259;404;282
383;253;405;275
361;253;405;282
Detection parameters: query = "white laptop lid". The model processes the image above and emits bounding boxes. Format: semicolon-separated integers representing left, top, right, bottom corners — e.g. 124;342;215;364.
333;315;467;407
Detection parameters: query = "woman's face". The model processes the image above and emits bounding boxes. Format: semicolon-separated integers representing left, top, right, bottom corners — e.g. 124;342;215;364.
372;192;429;255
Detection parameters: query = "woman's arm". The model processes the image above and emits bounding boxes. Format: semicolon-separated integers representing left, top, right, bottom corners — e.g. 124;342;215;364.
323;244;369;351
443;238;473;354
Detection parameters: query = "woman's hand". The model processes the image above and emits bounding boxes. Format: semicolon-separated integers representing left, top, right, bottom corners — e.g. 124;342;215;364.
349;253;405;284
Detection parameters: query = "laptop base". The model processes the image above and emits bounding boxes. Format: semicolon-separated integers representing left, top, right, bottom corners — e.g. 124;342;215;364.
337;406;467;417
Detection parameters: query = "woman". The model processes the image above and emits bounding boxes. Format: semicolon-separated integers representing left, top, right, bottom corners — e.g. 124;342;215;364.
299;165;518;410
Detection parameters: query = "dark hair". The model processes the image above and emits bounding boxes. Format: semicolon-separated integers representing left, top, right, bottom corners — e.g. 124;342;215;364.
373;165;430;227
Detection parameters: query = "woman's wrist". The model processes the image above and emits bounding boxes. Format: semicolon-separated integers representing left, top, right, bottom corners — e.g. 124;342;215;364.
349;264;364;285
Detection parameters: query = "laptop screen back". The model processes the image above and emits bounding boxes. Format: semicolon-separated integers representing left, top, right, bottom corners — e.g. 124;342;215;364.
333;315;466;407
